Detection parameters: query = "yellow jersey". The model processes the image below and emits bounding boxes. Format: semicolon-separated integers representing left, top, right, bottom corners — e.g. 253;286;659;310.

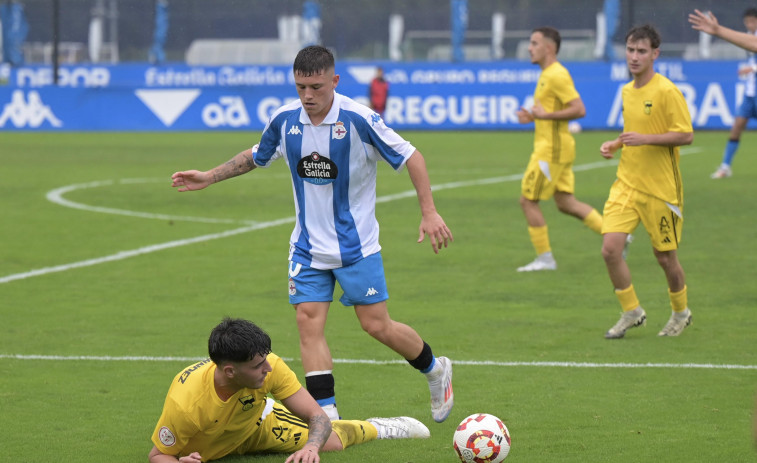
150;353;302;461
618;73;693;205
532;61;581;163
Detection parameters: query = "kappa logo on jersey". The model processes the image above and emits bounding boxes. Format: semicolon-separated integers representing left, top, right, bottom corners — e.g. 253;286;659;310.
0;90;62;128
370;113;382;126
239;395;255;411
288;125;302;135
644;100;653;115
159;426;176;447
297;151;338;185
332;121;347;139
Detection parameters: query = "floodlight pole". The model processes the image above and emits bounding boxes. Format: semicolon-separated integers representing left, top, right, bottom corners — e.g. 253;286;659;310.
52;0;60;85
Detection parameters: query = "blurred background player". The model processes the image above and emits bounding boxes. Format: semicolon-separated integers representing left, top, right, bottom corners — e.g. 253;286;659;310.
171;46;454;425
691;8;757;179
369;66;389;116
514;26;604;272
148;318;430;463
599;25;694;339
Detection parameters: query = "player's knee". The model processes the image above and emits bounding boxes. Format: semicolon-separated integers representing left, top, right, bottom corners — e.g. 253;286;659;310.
601;243;621;262
359;318;390;341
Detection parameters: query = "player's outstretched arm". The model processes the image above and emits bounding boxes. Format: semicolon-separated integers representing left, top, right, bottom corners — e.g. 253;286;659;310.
689;9;757;52
405;151;453;254
171;148;257;192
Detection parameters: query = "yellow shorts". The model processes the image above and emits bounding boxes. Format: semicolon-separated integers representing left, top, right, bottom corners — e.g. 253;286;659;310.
521;156;575;200
602;180;683;252
239;400;310;455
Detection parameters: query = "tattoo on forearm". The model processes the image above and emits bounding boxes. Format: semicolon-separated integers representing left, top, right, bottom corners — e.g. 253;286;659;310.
306;414;331;448
212;152;255;183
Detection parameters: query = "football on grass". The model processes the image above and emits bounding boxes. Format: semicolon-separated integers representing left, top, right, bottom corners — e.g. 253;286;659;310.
453;413;511;463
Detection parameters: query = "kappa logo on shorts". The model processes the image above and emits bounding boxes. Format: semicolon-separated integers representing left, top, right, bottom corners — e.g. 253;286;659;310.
365;287;378;296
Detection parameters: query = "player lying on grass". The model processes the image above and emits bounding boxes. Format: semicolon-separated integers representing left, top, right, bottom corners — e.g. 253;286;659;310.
148;318;429;463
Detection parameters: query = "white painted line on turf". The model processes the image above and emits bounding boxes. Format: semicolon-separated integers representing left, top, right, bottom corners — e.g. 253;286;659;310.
1;147;703;285
0;217;294;284
46;178;258;225
1;354;753;370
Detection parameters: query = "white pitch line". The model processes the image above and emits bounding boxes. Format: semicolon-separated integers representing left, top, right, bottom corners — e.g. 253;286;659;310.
0;354;753;370
1;147;702;285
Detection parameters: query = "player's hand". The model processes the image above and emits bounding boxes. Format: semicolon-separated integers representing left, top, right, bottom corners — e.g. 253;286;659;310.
178;452;203;463
285;444;320;463
688;9;719;35
418;212;453;254
171;170;212;192
530;99;547;119
738;65;755;76
599;140;619;159
618;131;646;146
516;107;534;124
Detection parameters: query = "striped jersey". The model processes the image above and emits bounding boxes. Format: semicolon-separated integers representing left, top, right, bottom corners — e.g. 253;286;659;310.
253;92;416;269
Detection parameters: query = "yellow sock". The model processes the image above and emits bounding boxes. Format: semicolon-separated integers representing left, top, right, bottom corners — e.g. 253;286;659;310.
331;420;378;449
528;226;551;255
582;209;603;234
615;285;640;312
669;285;688;313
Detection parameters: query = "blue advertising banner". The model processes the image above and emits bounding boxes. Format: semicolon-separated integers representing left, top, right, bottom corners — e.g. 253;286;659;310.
0;60;750;131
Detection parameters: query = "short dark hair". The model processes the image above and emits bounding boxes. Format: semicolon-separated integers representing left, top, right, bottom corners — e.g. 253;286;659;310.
208;318;271;365
293;45;335;77
533;26;561;53
744;8;757;19
625;24;661;50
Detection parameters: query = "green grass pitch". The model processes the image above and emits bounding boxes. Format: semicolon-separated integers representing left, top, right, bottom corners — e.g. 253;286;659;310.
0;130;755;462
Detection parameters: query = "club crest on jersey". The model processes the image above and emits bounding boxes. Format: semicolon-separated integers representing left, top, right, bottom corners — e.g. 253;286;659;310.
297;151;338;185
239;395;255;411
644;100;652;115
332;121;347;139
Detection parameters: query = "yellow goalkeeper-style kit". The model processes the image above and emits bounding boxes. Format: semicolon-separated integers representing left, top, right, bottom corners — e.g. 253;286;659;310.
532;61;581;164
617;73;693;205
151;354;302;461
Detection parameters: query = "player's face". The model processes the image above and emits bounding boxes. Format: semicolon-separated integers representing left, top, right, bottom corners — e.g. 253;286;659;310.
294;69;339;124
625;38;659;78
527;32;550;66
231;354;272;389
744;16;757;34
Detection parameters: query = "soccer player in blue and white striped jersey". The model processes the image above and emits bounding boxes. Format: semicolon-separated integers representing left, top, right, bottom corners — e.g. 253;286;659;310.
172;45;454;424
